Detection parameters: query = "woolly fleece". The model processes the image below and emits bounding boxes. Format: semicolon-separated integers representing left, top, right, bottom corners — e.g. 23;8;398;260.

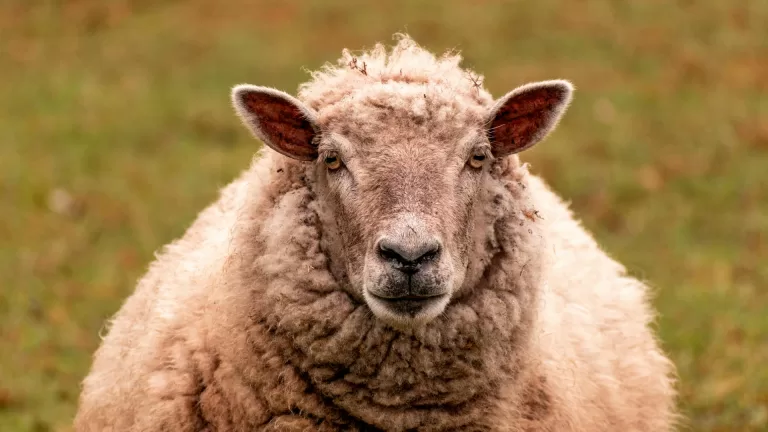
74;35;677;431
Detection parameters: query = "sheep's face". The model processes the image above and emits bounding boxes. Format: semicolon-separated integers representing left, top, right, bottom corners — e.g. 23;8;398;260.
313;126;488;327
232;80;573;327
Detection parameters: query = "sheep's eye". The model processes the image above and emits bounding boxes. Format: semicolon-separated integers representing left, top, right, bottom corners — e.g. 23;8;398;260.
469;152;486;169
324;152;342;170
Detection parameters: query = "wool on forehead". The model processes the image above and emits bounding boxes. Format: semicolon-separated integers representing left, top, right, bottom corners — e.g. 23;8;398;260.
297;34;495;124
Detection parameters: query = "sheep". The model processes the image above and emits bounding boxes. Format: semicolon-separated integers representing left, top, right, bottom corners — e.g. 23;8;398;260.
74;34;677;431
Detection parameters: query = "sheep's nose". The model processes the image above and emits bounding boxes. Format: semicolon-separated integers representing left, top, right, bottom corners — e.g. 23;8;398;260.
377;237;441;274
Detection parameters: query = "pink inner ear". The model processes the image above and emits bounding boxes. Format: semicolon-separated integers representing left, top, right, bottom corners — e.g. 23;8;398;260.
242;92;317;160
489;86;568;156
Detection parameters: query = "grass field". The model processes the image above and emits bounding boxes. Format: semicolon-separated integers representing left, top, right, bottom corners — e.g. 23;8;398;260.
1;1;766;430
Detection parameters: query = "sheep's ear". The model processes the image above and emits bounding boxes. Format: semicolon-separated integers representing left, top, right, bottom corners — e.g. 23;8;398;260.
231;84;319;161
486;80;573;157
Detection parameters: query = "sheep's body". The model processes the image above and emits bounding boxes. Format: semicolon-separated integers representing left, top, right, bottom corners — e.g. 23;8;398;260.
75;37;676;431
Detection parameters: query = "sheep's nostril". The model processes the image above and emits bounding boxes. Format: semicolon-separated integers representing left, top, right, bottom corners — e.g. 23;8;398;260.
378;238;440;273
418;248;439;263
378;242;402;262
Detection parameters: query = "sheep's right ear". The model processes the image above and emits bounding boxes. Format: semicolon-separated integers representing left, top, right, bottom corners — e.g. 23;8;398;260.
231;85;319;161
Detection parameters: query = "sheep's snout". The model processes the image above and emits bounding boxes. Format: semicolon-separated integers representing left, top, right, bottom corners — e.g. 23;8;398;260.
363;216;455;326
376;236;441;275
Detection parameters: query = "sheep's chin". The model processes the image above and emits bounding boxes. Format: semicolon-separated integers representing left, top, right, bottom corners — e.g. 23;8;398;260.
362;290;451;329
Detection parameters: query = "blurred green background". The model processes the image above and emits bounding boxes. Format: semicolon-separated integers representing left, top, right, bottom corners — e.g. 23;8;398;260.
1;1;766;431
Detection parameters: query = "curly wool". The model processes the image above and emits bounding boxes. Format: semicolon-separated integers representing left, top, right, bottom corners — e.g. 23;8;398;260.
298;34;493;111
74;36;677;431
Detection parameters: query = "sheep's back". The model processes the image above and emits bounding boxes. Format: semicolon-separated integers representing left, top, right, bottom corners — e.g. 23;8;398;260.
74;157;267;431
514;175;676;431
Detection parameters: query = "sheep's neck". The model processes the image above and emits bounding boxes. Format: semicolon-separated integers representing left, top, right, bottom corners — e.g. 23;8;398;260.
255;288;533;429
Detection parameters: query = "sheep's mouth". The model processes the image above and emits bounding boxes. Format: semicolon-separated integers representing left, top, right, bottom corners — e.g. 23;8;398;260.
367;293;449;318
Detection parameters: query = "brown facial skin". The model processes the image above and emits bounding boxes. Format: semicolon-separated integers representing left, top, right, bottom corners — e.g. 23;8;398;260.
311;122;492;327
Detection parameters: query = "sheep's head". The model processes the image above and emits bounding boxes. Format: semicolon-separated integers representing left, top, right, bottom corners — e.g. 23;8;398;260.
232;78;572;327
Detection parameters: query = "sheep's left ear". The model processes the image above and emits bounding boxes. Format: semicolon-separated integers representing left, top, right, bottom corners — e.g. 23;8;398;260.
486;80;573;157
231;84;319;161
